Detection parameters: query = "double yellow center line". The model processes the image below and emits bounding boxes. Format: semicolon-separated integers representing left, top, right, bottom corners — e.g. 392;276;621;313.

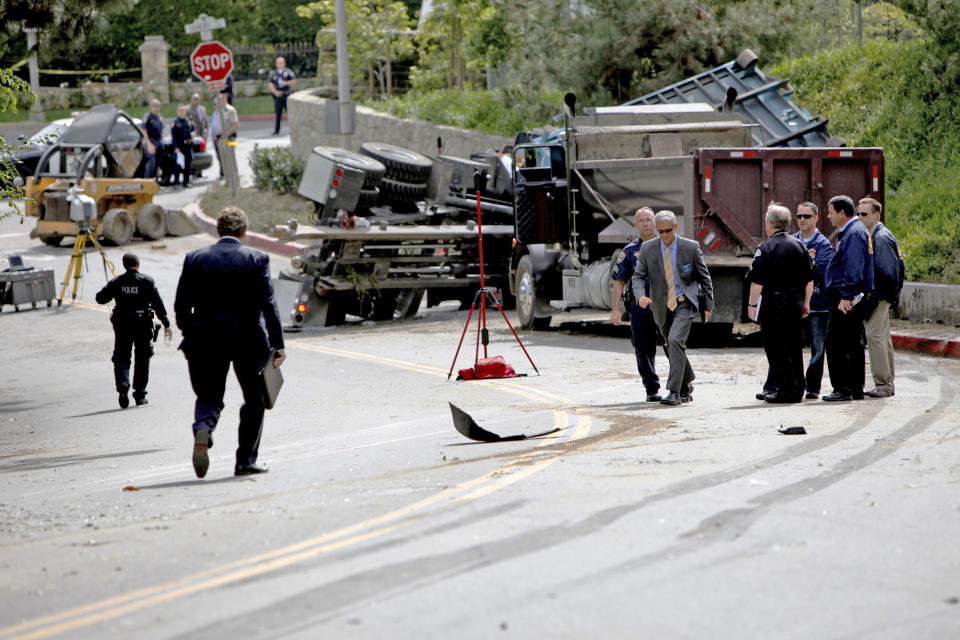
2;332;592;639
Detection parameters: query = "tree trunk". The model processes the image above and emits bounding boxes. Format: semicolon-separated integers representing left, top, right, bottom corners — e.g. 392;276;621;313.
369;59;375;98
386;46;392;95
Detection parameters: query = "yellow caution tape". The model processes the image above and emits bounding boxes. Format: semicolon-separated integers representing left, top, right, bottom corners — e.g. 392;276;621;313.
38;67;143;75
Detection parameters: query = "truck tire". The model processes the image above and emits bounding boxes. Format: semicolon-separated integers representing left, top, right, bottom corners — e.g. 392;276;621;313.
101;208;134;245
136;203;167;240
349;291;397;321
395;288;424;318
41;236;62;247
734;48;759;71
359;142;433;183
516;255;551;330
379;177;428;203
312;146;386;189
357;187;380;209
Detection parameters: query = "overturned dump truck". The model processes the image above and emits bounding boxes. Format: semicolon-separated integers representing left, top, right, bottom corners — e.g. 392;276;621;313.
276;49;884;331
274;142;517;327
24;104;184;246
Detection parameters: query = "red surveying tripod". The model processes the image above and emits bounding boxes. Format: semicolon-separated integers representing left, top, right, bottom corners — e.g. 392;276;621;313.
447;171;539;381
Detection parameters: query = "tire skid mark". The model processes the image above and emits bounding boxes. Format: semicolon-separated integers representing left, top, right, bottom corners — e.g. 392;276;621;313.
0;339;590;640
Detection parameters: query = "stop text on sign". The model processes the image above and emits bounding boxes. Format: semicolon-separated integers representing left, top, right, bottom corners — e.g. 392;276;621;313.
193;52;231;76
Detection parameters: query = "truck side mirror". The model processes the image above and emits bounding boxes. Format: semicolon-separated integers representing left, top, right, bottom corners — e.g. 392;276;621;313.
563;93;576;119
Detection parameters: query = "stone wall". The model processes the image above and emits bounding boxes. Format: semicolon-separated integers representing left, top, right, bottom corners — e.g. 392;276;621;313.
897;283;960;324
36;77;324;112
288;88;512;161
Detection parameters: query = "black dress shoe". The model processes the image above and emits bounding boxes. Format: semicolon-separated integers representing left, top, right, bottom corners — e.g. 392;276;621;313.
765;393;800;404
851;392;864;400
822;392;852;402
235;464;268;476
646;393;662;402
193;430;211;479
135;397;148;406
805;392;819;400
118;384;129;409
680;393;693;403
660;392;681;406
756;392;772;400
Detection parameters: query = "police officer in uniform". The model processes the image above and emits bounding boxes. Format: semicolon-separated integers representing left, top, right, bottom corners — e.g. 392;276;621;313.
747;203;814;403
611;207;663;401
269;57;296;135
142;99;163;180
96;254;172;408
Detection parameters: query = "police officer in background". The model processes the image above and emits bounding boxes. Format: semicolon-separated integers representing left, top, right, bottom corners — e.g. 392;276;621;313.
96;254;172;408
747;203;814;403
269;57;296;135
611;206;663;401
141;99;163;180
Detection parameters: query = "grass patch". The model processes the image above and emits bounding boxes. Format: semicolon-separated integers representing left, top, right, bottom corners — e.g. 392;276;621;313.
199;183;314;236
366;87;565;136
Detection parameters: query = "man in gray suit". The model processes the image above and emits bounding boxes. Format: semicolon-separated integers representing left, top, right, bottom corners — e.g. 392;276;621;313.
631;210;714;406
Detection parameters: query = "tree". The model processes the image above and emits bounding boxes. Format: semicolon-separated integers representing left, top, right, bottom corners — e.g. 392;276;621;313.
297;0;414;97
0;66;35;220
0;0;135;62
409;0;493;91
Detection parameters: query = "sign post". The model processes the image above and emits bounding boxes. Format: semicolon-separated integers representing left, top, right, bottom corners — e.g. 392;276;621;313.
185;15;238;195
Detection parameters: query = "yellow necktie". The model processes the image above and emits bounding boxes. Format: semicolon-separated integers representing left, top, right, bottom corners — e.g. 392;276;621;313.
664;248;678;311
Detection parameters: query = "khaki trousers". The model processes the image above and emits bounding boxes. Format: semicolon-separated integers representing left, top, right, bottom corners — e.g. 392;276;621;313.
865;300;895;393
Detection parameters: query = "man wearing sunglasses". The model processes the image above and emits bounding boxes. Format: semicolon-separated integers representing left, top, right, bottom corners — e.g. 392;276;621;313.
858;197;904;398
822;195;874;401
631;210;714;406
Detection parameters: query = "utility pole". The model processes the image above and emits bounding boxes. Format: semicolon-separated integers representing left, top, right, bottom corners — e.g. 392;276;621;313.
23;24;45;122
334;0;355;149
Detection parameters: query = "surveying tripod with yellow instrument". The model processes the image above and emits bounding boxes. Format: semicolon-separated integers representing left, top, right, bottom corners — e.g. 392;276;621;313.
57;186;116;306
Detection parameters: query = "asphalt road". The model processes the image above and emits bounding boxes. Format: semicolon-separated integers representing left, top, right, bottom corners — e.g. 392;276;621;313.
2;129;960;638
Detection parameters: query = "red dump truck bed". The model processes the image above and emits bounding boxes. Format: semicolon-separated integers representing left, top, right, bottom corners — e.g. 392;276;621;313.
688;147;884;258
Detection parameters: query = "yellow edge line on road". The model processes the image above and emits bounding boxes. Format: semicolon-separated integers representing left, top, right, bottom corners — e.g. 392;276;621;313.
1;335;590;639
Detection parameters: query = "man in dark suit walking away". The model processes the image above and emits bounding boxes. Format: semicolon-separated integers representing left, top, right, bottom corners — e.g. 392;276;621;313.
174;207;286;478
631;210;714;406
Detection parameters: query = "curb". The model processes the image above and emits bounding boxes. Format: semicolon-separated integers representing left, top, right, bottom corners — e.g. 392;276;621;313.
891;333;960;358
238;114;287;122
184;202;306;257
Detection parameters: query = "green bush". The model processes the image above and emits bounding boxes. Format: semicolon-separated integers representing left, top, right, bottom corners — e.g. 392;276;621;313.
366;87;566;137
249;145;305;195
771;37;960;283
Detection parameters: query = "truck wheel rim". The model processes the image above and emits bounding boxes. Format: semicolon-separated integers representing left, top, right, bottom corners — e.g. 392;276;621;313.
517;271;534;318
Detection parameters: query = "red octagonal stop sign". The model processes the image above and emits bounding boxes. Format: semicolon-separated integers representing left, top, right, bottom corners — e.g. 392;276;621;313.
190;40;233;90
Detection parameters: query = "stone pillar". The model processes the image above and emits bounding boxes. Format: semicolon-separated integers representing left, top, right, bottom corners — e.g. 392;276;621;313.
139;35;170;104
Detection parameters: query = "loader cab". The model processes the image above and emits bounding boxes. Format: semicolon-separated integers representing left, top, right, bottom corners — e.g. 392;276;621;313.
512;143;569;246
34;104;145;180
